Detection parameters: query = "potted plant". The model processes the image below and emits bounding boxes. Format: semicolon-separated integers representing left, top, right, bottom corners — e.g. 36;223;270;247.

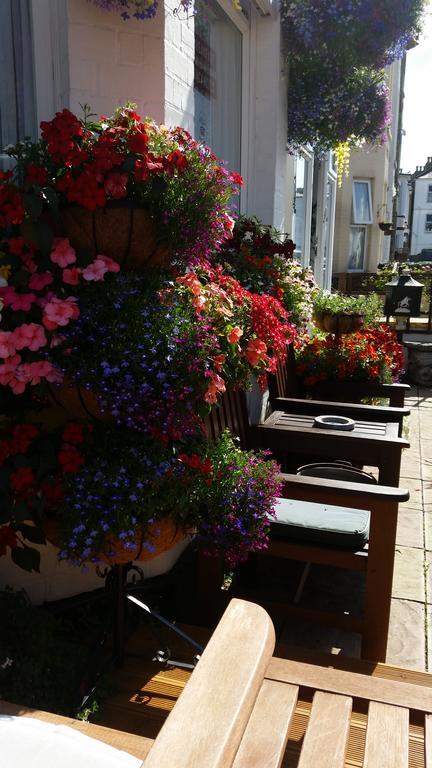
295;325;404;388
56;428;282;569
4;103;242;268
218;216;319;329
312;291;370;334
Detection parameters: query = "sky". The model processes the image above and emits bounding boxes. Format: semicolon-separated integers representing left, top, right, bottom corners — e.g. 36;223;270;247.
400;2;432;173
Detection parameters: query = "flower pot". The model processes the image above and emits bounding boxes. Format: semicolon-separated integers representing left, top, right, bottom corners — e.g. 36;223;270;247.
313;310;364;335
45;382;104;421
99;519;187;565
44;518;188;564
60;203;170;269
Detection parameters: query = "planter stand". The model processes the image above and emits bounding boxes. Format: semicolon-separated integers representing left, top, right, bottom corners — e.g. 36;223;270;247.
404;340;432;386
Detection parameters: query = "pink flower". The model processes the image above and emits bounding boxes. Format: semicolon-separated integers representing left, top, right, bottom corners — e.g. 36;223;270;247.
208;371;226;393
50;238;76;268
0;287;37;311
43;297;80;327
97;255;120;273
63;267;81;285
12;323;47;352
0;331;16;359
22;360;62;386
204;385;218;404
28;272;54;291
82;258;109;282
0;355;24;393
228;326;243;345
223;214;235;234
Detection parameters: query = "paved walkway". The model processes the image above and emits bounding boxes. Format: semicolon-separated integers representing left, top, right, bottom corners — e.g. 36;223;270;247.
386;385;432;671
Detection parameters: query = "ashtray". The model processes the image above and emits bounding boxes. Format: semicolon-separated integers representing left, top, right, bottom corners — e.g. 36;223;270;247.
313;415;355;431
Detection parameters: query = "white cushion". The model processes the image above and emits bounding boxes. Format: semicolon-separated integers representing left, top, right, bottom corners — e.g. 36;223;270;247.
0;716;143;768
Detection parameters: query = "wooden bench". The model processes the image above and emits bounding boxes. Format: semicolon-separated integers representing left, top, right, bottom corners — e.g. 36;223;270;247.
4;599;432;767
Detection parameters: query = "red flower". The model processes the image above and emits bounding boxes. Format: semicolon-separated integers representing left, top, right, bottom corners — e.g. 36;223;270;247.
0;525;18;556
10;423;39;454
25;164;48;187
58;446;85;473
104;172;128;199
10;466;34;492
128;125;149;155
62;423;86;444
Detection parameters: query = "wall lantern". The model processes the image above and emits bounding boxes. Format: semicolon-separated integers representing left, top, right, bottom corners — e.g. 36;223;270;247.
384;270;423;327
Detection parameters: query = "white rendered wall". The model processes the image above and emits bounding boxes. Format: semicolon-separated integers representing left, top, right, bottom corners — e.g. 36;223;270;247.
410;175;432;255
249;12;288;229
66;0;195;127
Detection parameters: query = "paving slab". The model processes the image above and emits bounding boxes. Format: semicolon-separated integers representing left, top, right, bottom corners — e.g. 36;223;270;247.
386;598;426;670
392;545;425;602
396;508;424;549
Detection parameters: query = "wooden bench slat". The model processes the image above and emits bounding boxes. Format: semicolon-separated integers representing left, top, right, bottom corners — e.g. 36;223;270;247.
425;714;432;767
232;680;298;768
364;702;409;768
297;691;352;768
267;657;432;713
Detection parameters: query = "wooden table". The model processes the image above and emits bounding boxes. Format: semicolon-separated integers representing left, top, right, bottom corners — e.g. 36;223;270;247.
254;410;409;486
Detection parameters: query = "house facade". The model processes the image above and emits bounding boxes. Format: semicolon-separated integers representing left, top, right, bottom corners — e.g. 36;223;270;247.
409;161;432;258
331;58;404;279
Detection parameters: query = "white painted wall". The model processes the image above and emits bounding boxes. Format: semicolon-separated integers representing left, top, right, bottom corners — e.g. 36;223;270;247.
395;173;410;252
248;12;288;229
410;174;432;256
66;0;194;129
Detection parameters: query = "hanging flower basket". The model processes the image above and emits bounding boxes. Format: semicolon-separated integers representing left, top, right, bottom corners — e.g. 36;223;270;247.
61;203;170;269
99;519;188;565
313;310;365;335
45;382;104;422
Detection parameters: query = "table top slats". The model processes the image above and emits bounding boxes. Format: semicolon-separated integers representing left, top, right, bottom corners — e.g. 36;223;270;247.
232;679;298;768
296;691;352;768
363;701;409;768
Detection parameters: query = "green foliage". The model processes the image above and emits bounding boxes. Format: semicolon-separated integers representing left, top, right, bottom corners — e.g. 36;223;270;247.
0;589;93;716
313;291;382;326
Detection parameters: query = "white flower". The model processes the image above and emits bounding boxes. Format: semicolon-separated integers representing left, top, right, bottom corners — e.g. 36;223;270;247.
1;657;13;670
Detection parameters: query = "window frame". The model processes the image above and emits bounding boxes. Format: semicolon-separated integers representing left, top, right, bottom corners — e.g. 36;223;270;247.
292;145;314;268
352;179;373;225
425;213;432;233
347;224;368;272
427;184;432;204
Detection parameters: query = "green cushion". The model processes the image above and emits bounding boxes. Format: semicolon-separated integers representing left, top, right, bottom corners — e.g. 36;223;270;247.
271;498;370;550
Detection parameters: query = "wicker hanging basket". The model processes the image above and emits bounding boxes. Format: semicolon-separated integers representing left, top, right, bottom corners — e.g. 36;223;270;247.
60;203;170;269
313;310;365;335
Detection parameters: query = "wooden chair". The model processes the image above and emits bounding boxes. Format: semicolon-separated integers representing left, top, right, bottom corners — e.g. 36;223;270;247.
202;389;409;661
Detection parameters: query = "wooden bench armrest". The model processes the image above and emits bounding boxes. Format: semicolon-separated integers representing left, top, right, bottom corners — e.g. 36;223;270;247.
273;397;410;422
279;472;409;509
144;599;275;768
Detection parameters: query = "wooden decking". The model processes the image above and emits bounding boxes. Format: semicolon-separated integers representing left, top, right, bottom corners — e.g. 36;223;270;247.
95;622;431;767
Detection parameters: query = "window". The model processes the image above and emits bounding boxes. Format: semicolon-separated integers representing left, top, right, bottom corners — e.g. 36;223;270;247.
352;180;373;224
0;0;37;167
194;0;242;176
425;214;432;233
292;148;314;267
427;184;432;203
347;226;367;272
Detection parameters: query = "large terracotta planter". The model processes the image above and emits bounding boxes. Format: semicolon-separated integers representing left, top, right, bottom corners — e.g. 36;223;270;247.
46;382;104;421
61;203;170;269
98;519;187;565
44;518;187;565
313;310;364;335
